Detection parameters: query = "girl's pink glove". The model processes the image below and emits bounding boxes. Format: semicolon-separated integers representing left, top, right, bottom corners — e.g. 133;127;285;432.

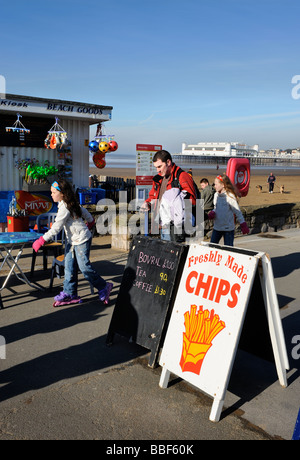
86;219;95;230
32;236;45;252
240;222;250;234
208;210;216;220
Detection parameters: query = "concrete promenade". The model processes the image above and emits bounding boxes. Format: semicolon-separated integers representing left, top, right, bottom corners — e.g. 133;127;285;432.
0;229;299;441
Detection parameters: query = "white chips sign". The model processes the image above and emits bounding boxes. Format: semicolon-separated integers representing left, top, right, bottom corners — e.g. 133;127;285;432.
159;242;289;421
159;243;259;420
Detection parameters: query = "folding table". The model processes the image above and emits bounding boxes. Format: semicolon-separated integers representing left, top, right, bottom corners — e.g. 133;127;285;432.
0;232;45;309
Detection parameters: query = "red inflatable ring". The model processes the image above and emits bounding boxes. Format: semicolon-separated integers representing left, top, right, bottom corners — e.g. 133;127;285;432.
93;152;106;169
226;158;250;197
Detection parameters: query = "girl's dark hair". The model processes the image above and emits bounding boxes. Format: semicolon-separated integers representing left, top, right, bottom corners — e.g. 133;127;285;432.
56;179;82;218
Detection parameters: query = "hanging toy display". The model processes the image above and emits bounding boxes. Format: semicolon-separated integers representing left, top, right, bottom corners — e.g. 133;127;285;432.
6;113;30;134
94;122;116;147
89;123;118;169
44;117;68;149
6;113;30;144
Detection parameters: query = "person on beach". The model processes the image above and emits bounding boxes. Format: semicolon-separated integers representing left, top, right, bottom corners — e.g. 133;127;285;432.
32;179;113;306
268;172;276;193
141;150;197;241
199;178;215;220
208;174;249;246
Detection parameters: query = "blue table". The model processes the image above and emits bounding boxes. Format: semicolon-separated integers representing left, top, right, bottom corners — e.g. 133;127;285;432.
0;232;45;309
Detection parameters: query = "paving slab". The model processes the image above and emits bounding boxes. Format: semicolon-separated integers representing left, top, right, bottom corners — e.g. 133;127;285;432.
0;231;299;441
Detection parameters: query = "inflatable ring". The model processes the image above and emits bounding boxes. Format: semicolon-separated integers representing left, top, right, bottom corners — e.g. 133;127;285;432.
226;158;250;197
93;152;106;169
50;134;57;149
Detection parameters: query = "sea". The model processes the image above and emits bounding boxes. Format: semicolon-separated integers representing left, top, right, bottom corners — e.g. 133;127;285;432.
90;152;136;168
90;152;300;173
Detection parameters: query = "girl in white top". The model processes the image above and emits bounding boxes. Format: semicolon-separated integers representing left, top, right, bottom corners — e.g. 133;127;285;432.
208;174;249;246
32;179;113;306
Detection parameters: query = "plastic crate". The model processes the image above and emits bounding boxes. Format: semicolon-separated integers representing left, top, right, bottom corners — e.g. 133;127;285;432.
89;188;106;201
79;191;97;205
7;216;29;232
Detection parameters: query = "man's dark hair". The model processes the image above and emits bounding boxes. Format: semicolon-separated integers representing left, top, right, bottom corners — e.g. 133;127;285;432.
200;178;209;184
153;150;172;163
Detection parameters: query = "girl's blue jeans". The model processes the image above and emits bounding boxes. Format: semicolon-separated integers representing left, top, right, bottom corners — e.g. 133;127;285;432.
63;238;106;295
211;229;234;247
160;227;171;241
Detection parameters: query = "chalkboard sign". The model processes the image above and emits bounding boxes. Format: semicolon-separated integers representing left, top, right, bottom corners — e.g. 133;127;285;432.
106;236;188;367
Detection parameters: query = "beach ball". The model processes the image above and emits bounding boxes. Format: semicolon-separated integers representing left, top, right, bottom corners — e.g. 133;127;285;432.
93;152;106;169
108;140;118;151
89;140;99;152
99;141;109;153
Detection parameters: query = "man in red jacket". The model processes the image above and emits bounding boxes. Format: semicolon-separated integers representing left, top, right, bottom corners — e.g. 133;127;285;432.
141;150;197;241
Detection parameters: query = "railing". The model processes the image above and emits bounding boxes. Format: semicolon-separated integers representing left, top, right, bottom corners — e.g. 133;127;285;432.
173;154;300;166
89;174;136;202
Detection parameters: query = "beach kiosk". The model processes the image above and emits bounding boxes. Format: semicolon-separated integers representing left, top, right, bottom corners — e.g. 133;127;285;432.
0;93;113;229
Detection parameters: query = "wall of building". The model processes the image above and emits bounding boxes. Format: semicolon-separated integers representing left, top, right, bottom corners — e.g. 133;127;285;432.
182;141;259;157
60;118;90;189
0;119;91;192
0;146;57;191
0;94;112;192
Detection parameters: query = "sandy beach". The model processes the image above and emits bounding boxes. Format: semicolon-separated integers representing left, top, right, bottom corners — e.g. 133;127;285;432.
89;165;300;207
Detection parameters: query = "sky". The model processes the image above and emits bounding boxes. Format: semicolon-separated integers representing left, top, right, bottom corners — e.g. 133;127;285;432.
1;0;300;159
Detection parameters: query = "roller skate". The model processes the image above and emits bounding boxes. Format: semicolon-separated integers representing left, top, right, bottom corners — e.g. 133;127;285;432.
53;291;82;307
98;282;113;305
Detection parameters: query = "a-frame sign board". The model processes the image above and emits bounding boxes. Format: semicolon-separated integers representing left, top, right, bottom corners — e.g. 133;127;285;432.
159;242;290;422
106;236;188;367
